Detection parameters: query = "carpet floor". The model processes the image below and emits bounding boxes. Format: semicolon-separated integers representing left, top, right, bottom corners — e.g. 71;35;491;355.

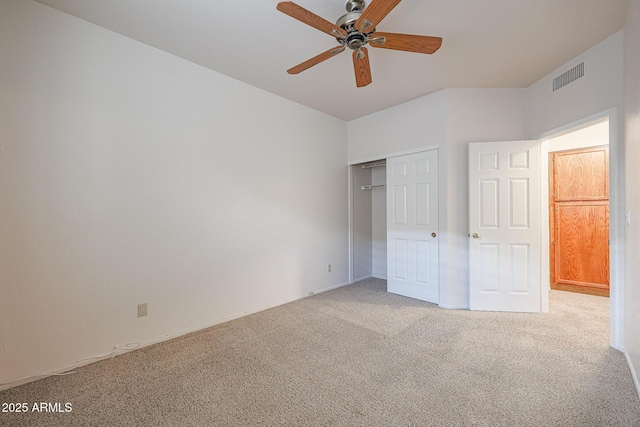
1;278;639;426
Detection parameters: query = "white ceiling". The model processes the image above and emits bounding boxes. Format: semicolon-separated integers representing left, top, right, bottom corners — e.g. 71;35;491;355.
33;0;628;121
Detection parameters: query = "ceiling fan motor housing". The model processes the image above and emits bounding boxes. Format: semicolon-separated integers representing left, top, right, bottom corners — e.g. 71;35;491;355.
345;33;366;50
336;11;362;34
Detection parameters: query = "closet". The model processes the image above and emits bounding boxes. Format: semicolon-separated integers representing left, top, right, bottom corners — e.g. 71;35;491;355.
350;148;440;303
351;160;387;282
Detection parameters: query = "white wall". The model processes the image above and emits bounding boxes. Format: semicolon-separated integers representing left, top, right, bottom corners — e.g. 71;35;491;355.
624;0;640;394
347;90;448;163
546;119;609;152
525;32;624;139
0;0;348;389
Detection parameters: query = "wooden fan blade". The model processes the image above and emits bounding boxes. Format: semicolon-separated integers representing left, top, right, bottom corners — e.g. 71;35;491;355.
287;46;346;74
353;47;372;88
369;32;442;54
277;2;347;38
356;0;402;32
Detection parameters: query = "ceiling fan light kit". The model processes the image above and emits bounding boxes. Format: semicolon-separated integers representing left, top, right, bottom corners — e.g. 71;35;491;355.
277;0;442;87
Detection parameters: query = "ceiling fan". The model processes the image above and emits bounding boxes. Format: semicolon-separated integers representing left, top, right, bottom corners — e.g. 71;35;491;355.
276;0;442;88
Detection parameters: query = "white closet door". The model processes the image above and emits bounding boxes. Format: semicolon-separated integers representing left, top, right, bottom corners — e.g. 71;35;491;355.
386;150;439;303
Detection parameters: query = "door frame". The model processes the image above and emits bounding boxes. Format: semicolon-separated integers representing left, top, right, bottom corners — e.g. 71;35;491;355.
536;108;622;351
348;144;439;286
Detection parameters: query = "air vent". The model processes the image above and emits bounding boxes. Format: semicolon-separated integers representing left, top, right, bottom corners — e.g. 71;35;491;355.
553;62;584;92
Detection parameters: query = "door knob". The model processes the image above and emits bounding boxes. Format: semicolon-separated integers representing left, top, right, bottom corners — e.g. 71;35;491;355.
431;232;437;238
472;233;480;239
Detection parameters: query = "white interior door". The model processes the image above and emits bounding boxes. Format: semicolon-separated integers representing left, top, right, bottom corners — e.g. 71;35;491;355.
387;150;439;303
469;141;541;312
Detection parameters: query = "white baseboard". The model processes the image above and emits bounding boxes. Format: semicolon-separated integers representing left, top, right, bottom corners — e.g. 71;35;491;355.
624;349;640;400
0;280;352;391
438;303;470;310
352;275;373;283
310;281;351;295
0;312;260;391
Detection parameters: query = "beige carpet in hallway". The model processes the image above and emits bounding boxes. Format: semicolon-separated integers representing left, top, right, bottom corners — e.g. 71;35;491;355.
1;278;639;426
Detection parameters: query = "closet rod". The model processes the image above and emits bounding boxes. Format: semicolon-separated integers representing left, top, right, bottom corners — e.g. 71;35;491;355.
361;161;386;169
361;184;386;191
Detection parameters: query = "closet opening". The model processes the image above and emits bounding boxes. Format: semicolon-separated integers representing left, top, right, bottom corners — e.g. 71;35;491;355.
350;159;387;283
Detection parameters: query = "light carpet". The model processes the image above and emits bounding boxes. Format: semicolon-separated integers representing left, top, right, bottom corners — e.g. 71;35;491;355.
1;278;639;426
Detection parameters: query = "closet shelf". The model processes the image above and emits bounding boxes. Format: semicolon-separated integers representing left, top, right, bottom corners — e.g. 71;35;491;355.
361;184;386;191
361;161;386;169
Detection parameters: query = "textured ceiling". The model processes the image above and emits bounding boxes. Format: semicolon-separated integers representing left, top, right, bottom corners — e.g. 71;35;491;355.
33;0;629;121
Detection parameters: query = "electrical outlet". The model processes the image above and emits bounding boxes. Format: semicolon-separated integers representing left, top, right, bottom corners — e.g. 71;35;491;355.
626;211;631;226
137;303;148;317
327;264;332;273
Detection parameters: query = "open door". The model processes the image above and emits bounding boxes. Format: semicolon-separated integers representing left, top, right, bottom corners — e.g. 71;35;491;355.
468;141;542;312
387;150;439;303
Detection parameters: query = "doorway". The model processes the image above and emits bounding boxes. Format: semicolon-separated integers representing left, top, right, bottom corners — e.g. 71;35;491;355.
350;159;387;283
545;120;610;298
540;114;624;350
